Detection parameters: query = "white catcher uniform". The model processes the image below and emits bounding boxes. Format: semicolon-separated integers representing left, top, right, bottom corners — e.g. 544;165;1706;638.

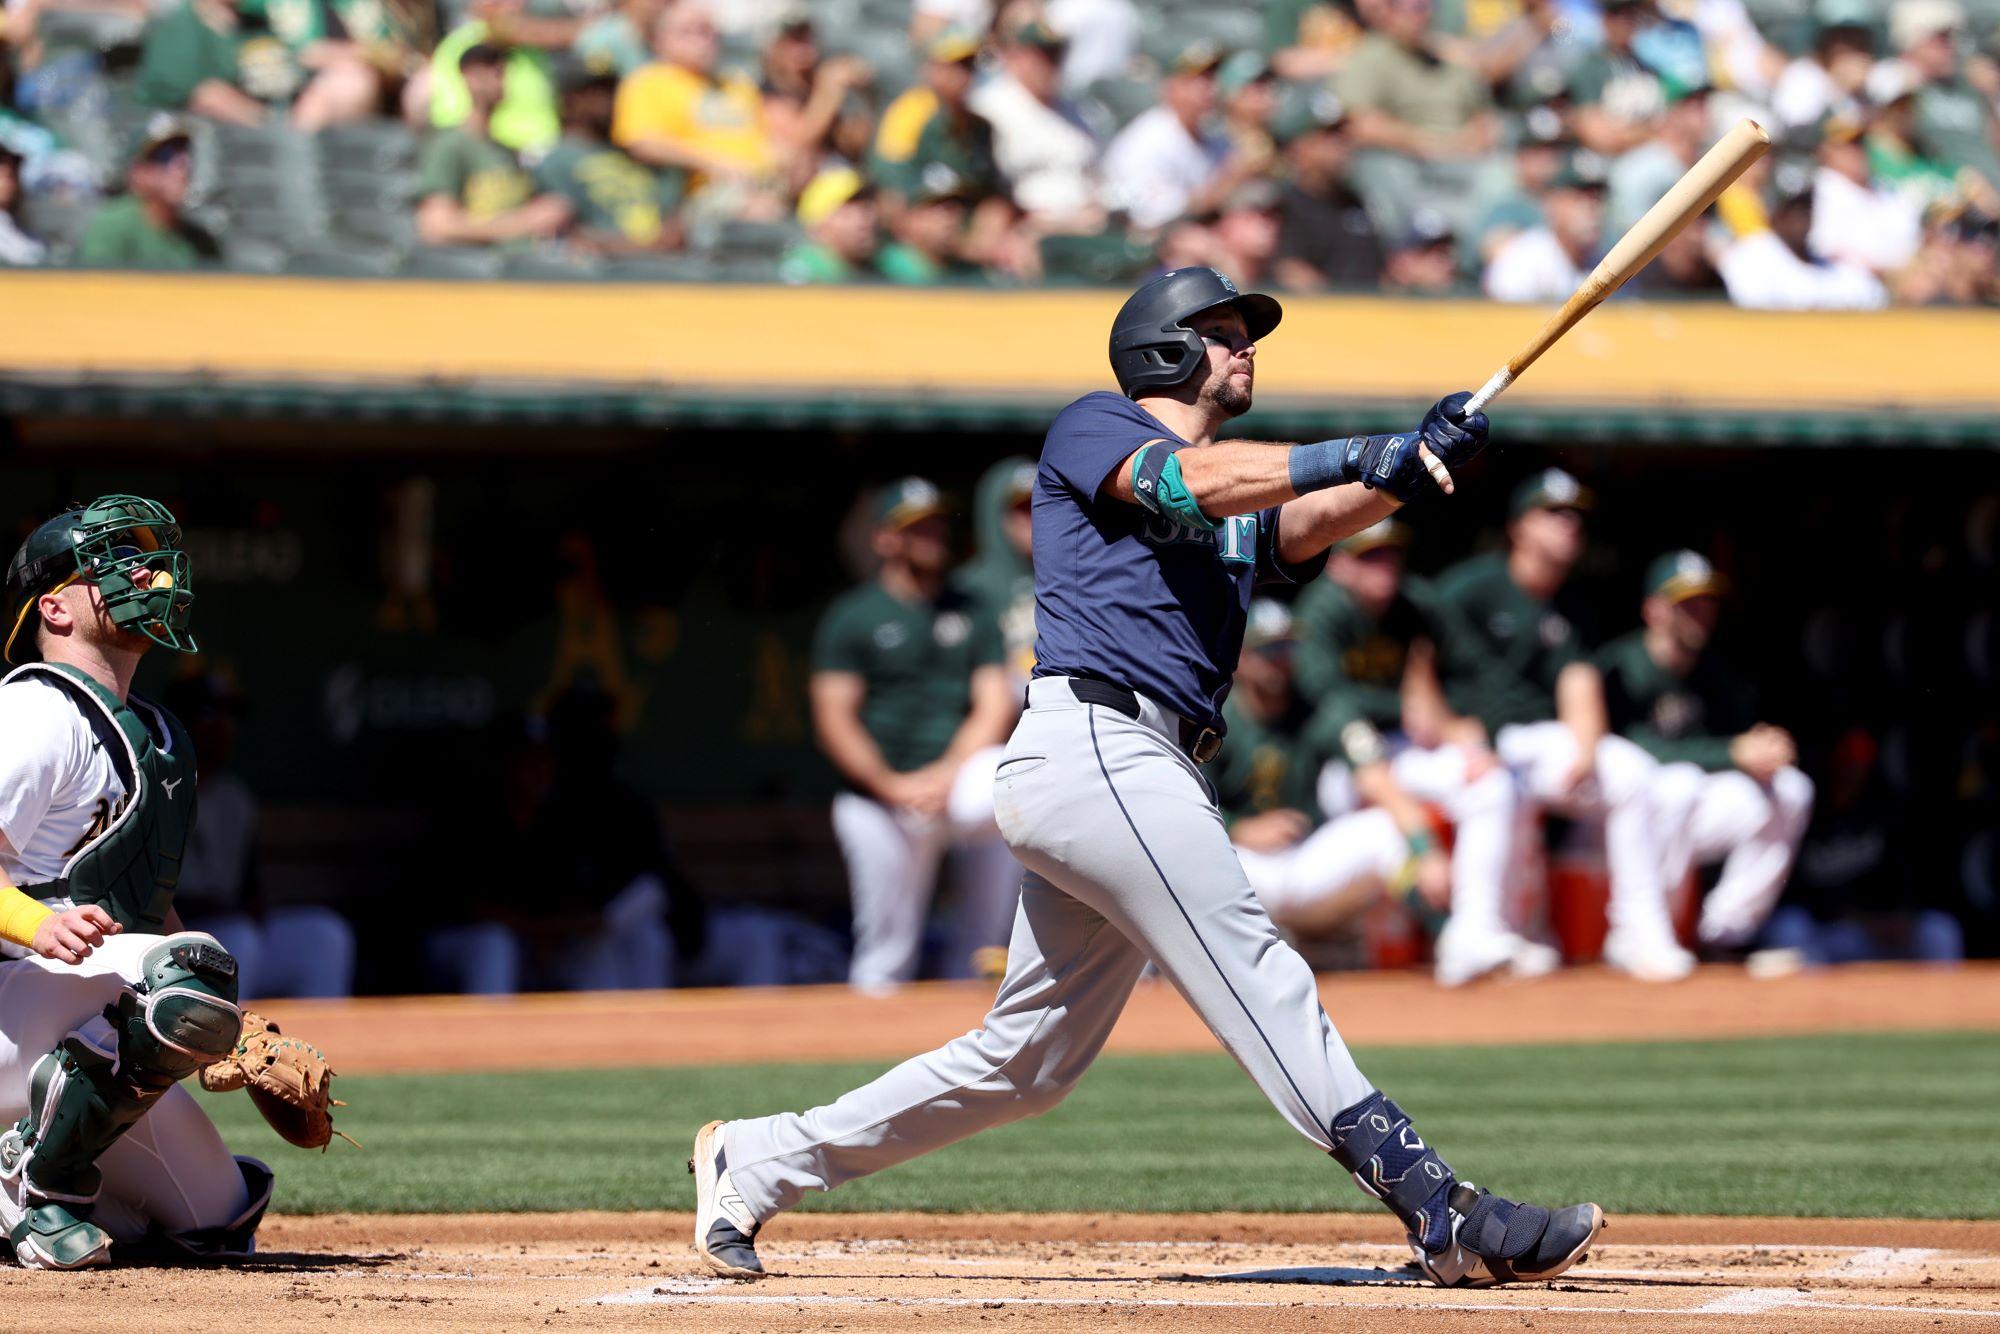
0;673;263;1254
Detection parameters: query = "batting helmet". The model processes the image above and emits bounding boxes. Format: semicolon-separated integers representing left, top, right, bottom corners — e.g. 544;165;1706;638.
1108;266;1283;397
4;494;197;665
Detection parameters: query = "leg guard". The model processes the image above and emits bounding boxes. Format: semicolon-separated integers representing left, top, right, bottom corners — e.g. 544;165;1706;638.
136;1157;274;1262
2;935;240;1268
1328;1092;1457;1252
1329;1092;1605;1288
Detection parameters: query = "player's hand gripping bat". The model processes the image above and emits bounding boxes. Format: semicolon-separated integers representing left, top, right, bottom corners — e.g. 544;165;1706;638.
1416;118;1771;493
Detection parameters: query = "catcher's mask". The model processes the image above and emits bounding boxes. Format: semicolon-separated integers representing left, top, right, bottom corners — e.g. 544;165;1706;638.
4;494;198;664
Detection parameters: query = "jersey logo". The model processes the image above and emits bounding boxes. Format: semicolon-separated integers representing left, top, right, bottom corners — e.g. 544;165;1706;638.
873;623;908;650
1139;513;1256;568
933;612;970;648
161;776;183;800
1539;612;1571;648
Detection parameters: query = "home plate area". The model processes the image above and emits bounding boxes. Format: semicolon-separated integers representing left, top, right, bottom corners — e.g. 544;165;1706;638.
17;1212;1992;1333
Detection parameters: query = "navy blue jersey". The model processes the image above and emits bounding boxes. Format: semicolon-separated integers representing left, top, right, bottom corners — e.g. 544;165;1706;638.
1029;391;1326;729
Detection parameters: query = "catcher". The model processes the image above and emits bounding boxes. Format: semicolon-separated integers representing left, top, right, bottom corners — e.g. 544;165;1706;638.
0;495;344;1270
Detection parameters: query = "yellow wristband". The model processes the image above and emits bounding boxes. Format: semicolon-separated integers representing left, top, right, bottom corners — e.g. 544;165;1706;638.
0;885;55;949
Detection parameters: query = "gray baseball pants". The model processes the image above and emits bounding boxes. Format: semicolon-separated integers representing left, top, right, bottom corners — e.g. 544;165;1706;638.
725;676;1377;1221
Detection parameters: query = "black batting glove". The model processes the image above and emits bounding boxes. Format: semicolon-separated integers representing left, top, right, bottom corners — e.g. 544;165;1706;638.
1419;391;1491;477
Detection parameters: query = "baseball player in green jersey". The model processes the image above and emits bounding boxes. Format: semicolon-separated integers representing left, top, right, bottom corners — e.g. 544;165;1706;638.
0;496;271;1269
1598;551;1814;951
811;478;1021;989
955;458;1038;692
1294;519;1557;985
1428;469;1693;982
1217;600;1448;934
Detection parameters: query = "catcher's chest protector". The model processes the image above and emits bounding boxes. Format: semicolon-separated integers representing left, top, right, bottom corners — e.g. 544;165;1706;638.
6;662;196;933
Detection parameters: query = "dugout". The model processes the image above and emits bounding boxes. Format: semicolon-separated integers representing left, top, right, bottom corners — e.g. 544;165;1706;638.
3;274;1998;982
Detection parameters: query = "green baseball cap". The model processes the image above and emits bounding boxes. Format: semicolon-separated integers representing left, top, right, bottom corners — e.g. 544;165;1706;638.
1271;87;1347;145
1645;549;1727;603
1509;467;1595;518
1339;517;1411;555
1243;598;1295;652
1003;460;1036;504
875;477;948;530
1009;19;1065;52
926;28;981;63
1217;50;1271;96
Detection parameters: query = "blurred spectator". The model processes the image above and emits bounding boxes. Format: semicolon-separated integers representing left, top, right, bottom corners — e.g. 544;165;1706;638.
758;7;875;195
425;9;562;152
614;0;782;221
872;30;1023;274
1217;50;1280;169
1634;224;1724;295
782;166;880;281
415;43;572;247
1810;114;1923;276
536;69;685;255
1208;177;1284;288
1863;63;1962;211
165;675;356;1000
1217;600;1449;940
1598;551;1815;952
1764;727;1965;965
1892;0;2000;209
1565;0;1669;159
1484;153;1603;302
4;0;147;99
909;0;991;51
135;0;283;125
1272;89;1385;290
1892;203;2000;304
1046;0;1140;91
1337;0;1505;238
1771;2;1876;133
955;456;1037;690
1266;0;1362;83
256;0;403;132
969;19;1105;231
0;145;44;267
76;118;219;269
1464;107;1565;271
573;0;664;78
1381;207;1462;293
1605;87;1710;238
810;477;1020;989
879;168;988;282
1102;43;1235;229
1717;175;1887;309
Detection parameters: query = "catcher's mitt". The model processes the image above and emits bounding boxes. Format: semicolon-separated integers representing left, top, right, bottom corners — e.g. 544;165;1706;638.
200;1010;356;1151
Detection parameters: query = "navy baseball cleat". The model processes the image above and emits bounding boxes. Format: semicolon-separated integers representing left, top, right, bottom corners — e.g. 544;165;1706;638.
688;1120;765;1279
1411;1184;1605;1288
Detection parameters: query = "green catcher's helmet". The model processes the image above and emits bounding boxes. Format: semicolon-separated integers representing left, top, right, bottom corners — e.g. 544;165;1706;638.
4;494;197;665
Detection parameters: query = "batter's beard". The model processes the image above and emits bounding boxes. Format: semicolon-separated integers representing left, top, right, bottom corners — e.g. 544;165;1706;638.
1206;376;1254;418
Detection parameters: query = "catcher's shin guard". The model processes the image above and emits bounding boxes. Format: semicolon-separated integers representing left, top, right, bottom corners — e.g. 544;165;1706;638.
1;935;240;1269
1328;1092;1605;1288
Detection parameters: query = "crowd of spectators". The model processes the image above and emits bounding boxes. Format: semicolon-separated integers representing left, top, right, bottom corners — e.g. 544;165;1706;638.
2;0;1996;303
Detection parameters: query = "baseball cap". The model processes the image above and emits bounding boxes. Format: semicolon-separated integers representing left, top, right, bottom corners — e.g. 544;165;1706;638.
130;113;192;165
1217;50;1271;96
1867;58;1923;104
1890;0;1963;49
1645;549;1727;603
926;28;981;63
1271;87;1347;144
910;162;975;206
1243;599;1295;653
875;477;948;530
1509;467;1595;517
1009;19;1065;52
1002;460;1036;505
1548;149;1608;193
1222;178;1282;215
1339;517;1412;555
797;166;871;225
1171;41;1224;78
1396;206;1456;251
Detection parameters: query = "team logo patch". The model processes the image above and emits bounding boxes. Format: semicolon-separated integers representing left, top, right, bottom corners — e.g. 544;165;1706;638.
934;612;970;648
1540;612;1570;648
873;623;907;650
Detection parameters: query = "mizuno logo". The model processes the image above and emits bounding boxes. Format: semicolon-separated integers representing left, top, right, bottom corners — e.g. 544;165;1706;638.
161;777;182;799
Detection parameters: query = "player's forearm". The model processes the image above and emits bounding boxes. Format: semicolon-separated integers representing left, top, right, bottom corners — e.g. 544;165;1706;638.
811;706;901;797
1170;439;1310;518
1275;485;1399;564
188;78;265;126
1555;663;1608;751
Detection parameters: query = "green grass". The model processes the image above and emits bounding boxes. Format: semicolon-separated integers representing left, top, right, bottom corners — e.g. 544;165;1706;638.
206;1031;2000;1219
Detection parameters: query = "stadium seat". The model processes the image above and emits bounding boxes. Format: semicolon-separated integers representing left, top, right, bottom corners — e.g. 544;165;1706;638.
1039;233;1155;285
284;240;400;278
501;250;604;281
221;234;291;275
707;218;801;262
405;246;507;280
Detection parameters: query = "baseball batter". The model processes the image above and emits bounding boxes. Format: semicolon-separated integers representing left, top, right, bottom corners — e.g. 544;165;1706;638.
693;268;1604;1288
0;497;268;1269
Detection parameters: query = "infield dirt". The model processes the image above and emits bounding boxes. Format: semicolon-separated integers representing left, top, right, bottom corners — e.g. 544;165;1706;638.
11;963;1994;1330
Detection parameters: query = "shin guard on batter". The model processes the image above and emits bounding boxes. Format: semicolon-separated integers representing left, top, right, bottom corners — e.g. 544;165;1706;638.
1329;1092;1605;1288
1;935;242;1269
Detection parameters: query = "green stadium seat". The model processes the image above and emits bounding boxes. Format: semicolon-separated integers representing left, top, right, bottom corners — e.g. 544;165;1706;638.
318;120;420;174
20;194;93;258
331;207;418;253
1039;233;1155;285
501;250;604;281
221;234;290;274
34;8;145;52
404;246;507;280
599;253;717;281
284;240;399;277
707;218;802;261
1085;75;1159;130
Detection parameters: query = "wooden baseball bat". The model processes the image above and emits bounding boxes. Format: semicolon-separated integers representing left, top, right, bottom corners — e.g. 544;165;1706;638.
1463;118;1771;415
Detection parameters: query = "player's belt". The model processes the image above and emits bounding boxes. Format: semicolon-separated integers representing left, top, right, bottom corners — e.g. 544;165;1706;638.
1061;677;1225;765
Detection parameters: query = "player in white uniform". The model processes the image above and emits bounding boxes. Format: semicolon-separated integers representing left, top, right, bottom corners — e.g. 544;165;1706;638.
0;496;269;1269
